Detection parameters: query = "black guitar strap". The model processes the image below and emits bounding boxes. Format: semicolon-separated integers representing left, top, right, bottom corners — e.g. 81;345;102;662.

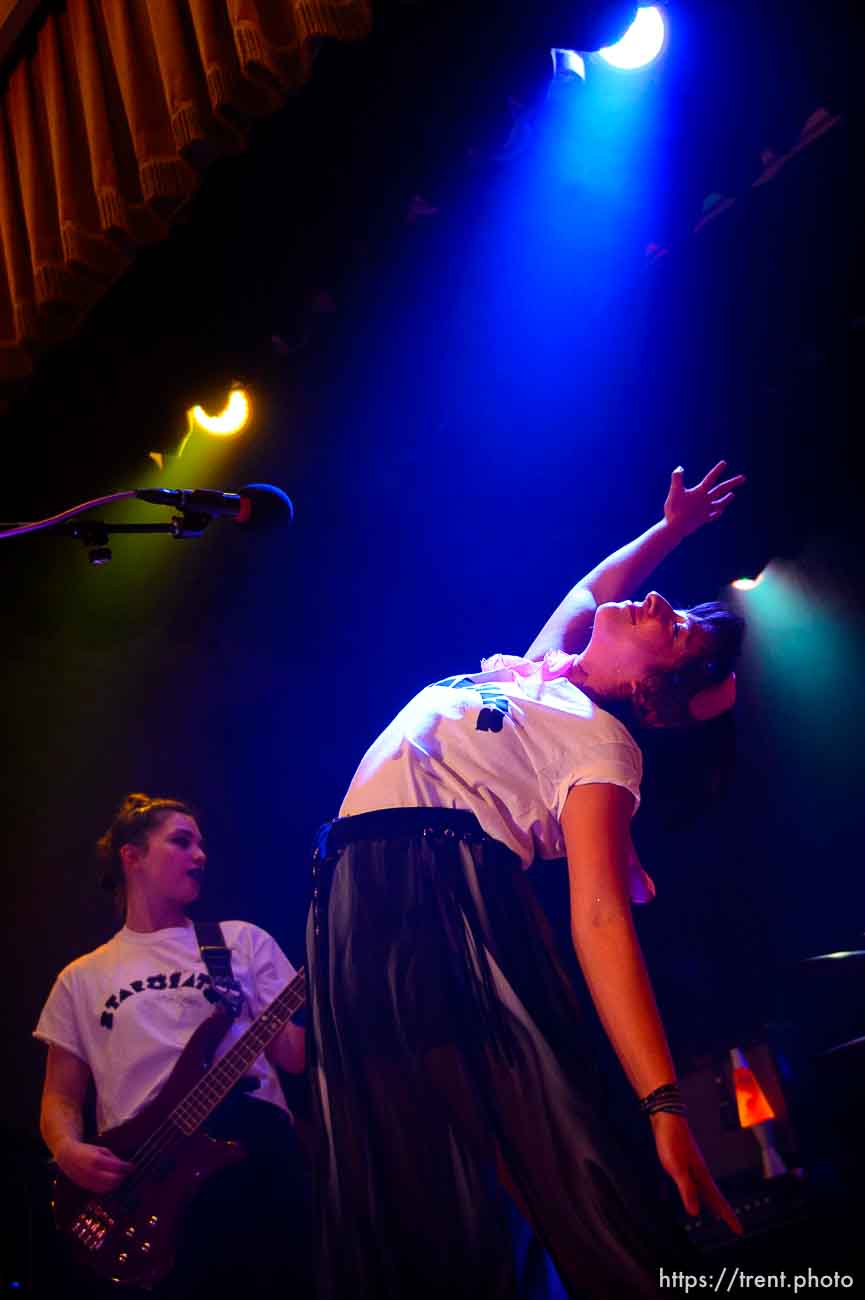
194;921;245;1017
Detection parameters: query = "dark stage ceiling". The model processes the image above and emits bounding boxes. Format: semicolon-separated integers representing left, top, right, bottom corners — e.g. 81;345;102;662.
0;0;858;560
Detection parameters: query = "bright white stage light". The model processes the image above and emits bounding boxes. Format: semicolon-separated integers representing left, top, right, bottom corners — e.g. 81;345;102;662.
598;6;666;71
732;574;764;592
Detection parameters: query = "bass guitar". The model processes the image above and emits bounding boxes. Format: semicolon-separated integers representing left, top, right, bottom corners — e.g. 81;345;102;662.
52;966;306;1288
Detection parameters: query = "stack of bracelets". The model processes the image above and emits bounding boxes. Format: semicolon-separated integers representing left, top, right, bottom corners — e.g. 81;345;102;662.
639;1082;687;1117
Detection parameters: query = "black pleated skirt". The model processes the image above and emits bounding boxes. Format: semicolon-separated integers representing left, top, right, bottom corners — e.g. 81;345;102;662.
306;807;666;1300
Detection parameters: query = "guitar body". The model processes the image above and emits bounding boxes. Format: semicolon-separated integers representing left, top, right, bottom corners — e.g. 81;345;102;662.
51;965;306;1288
52;1010;246;1289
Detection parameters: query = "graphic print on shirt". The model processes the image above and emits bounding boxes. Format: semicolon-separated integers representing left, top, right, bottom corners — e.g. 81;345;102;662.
100;970;220;1030
435;676;511;734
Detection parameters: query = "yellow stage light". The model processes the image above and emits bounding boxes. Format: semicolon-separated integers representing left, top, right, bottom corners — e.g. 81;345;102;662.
188;388;250;436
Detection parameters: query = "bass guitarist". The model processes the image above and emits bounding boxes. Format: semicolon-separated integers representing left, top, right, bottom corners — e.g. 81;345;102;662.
34;792;310;1297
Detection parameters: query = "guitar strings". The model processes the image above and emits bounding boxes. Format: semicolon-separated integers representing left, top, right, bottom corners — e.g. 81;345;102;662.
125;970;306;1185
106;970;306;1200
116;971;306;1196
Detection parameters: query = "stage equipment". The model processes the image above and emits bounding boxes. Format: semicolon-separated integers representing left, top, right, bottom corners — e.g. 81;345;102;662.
730;1046;788;1179
597;6;666;70
731;573;765;591
550;48;586;81
788;948;865;1187
675;1043;805;1250
188;387;250;437
0;483;293;564
679;1044;795;1183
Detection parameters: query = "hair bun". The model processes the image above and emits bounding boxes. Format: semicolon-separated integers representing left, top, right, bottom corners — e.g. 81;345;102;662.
122;793;154;813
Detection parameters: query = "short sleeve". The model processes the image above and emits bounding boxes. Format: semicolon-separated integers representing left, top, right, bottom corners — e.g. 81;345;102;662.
33;970;89;1064
554;740;643;822
239;924;297;1018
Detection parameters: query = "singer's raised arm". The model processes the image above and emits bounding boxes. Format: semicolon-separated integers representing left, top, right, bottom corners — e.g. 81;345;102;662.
524;462;745;660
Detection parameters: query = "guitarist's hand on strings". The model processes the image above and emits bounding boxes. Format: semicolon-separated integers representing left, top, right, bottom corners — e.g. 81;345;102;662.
55;1136;133;1194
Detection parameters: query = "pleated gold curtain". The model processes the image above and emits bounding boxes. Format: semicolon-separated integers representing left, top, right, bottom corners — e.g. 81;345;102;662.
0;0;371;396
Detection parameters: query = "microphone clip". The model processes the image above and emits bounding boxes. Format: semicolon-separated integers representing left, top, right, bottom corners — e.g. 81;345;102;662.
78;521;112;567
170;510;213;540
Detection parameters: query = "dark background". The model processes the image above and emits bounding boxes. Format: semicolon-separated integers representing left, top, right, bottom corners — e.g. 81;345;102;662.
1;0;861;1286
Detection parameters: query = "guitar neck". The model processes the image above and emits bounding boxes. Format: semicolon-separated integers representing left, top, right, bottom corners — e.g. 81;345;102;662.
169;968;306;1135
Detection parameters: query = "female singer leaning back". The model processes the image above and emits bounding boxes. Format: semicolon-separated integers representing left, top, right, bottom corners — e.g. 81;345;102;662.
307;461;747;1300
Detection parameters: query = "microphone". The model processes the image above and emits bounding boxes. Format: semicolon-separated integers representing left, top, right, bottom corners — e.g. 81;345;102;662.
135;483;294;532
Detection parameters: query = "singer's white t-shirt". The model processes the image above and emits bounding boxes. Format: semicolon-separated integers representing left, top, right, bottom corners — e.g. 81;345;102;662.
341;657;643;866
34;920;295;1133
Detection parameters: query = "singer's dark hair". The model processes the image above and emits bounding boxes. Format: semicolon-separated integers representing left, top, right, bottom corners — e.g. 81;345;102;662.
97;793;197;916
582;602;744;732
585;602;745;828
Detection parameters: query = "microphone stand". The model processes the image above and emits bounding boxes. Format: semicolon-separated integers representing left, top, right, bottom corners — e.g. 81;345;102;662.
1;484;291;562
0;512;213;565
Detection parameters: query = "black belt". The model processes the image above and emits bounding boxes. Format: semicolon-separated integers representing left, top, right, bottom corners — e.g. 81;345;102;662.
315;806;494;857
310;808;503;941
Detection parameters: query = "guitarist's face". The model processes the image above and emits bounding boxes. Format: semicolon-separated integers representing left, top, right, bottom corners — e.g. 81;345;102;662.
132;813;207;908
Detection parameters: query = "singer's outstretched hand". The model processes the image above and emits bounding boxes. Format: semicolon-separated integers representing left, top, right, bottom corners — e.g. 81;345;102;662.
663;461;745;539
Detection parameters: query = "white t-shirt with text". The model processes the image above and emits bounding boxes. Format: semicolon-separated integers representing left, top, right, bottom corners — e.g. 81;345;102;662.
34;920;296;1133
